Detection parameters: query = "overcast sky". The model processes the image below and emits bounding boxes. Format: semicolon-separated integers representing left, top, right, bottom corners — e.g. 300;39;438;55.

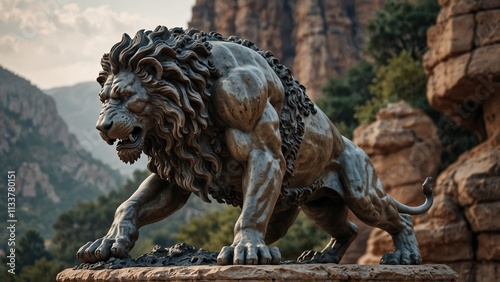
0;0;196;89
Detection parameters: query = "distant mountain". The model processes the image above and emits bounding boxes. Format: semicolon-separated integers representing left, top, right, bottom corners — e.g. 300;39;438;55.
0;66;123;245
44;82;148;176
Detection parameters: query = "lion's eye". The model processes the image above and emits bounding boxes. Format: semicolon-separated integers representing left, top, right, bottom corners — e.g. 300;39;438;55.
120;90;135;101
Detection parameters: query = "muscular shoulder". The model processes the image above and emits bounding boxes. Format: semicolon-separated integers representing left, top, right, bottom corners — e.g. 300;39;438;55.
210;42;268;73
210;42;284;131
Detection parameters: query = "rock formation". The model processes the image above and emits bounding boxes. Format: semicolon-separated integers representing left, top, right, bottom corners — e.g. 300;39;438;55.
189;0;387;100
348;101;441;265
357;1;500;281
354;102;441;206
424;0;500;140
421;0;500;281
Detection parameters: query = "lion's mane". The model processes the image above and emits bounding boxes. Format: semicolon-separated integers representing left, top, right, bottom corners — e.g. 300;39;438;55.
98;26;317;206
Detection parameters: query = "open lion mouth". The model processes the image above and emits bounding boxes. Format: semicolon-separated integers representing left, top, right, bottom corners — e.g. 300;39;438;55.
116;127;143;150
113;126;144;164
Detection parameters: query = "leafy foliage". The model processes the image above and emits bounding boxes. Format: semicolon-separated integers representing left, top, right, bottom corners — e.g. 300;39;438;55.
51;170;150;264
364;0;440;65
17;230;53;273
0;230;55;281
355;50;429;123
316;61;375;137
174;206;240;251
174;207;328;261
272;212;329;261
317;0;477;170
19;258;65;282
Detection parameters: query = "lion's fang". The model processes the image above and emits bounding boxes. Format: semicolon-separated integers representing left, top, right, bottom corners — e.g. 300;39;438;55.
129;134;135;142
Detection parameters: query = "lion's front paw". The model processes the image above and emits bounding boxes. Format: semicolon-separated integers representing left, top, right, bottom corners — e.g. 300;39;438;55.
217;243;281;265
76;223;138;263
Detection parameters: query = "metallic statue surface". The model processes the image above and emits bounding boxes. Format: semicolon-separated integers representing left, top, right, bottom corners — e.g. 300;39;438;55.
76;26;433;266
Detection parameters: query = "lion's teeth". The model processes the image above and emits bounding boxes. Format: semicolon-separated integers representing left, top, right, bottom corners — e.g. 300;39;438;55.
129;134;135;142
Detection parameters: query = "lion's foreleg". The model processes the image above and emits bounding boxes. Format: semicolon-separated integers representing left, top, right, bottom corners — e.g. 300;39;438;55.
217;103;285;265
77;173;190;263
217;128;284;265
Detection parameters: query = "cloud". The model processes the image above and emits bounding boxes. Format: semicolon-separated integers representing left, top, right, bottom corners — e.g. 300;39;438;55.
0;0;193;88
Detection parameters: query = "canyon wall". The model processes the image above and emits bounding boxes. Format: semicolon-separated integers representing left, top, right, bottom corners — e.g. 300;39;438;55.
189;0;387;100
420;1;500;280
360;1;500;281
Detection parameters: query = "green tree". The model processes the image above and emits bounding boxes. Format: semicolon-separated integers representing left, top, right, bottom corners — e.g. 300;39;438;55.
0;230;54;280
51;170;150;264
17;230;52;273
272;212;328;261
319;0;476;170
365;0;440;65
355;50;428;123
316;61;375;138
174;207;328;261
174;206;240;251
18;258;65;282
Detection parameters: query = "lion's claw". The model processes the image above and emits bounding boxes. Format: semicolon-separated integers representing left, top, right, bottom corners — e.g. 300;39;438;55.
217;244;280;265
381;250;421;265
76;234;135;263
297;250;341;263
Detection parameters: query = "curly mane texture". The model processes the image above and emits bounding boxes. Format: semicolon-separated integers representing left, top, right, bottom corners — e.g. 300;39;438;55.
98;26;223;202
98;26;317;205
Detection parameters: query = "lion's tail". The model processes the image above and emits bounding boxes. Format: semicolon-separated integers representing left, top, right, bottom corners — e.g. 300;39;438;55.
393;177;434;215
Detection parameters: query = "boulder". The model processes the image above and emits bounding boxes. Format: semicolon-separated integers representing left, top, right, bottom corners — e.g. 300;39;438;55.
353;101;441;196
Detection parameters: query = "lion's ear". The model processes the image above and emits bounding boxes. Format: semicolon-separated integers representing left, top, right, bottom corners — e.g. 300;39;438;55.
138;58;163;80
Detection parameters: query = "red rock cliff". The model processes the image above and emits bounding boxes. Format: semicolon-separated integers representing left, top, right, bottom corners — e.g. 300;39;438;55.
189;0;387;100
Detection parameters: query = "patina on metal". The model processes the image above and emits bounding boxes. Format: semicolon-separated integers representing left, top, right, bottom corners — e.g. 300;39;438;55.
77;26;433;266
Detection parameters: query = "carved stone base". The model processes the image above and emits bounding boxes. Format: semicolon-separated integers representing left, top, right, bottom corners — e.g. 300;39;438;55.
57;264;458;281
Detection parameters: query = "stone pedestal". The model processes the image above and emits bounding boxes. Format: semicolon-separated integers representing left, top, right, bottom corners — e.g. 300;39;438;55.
57;264;458;281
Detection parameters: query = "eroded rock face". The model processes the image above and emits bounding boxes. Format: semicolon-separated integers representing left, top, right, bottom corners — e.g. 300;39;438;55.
354;101;441;206
412;130;500;281
349;101;441;264
189;0;387;100
424;0;500;139
409;1;500;280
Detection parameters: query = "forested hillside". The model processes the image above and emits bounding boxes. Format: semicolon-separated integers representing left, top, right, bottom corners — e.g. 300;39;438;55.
0;66;123;248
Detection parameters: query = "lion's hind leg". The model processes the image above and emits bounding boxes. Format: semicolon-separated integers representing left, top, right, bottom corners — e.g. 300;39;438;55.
338;137;422;265
297;193;358;263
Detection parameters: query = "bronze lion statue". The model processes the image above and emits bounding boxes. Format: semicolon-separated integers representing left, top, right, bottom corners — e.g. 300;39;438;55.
77;26;433;265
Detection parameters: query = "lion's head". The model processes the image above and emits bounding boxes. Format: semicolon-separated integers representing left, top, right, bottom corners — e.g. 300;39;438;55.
95;26;224;202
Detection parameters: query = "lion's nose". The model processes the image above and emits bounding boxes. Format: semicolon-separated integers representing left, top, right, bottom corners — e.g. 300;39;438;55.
96;120;113;134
